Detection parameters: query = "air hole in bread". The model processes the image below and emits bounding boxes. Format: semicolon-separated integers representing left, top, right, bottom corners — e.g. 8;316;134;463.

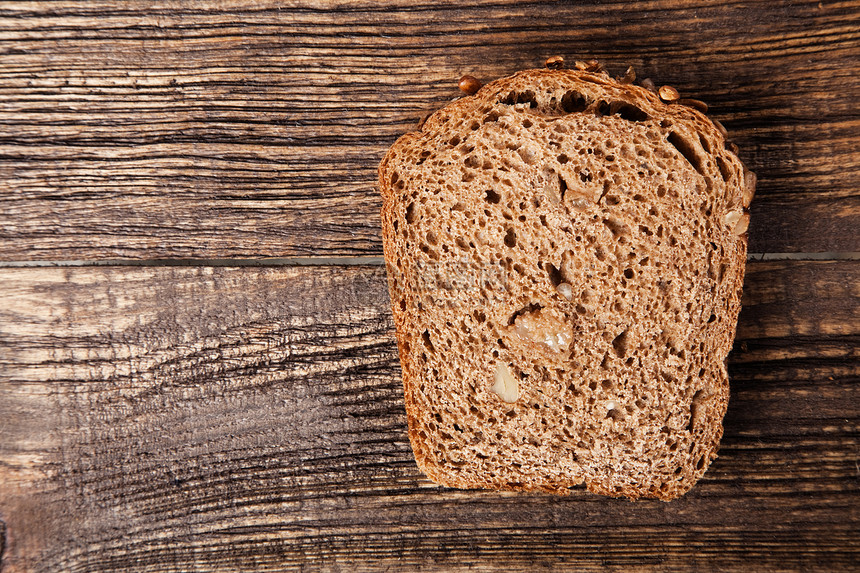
485;188;501;204
500;90;538;108
667;131;705;174
594;100;650;122
609;100;650;122
542;261;563;287
405;202;416;224
716;155;733;183
421;330;435;353
561;90;589;112
558;174;568;200
688;389;708;433
504;227;517;248
420;244;439;260
612;328;630;357
599;183;613;204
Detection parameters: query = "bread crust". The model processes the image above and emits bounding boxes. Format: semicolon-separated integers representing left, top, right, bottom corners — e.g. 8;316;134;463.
379;67;753;501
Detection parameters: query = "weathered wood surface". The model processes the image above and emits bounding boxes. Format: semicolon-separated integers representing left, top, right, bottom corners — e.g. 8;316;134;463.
0;1;858;571
1;261;857;572
1;0;859;260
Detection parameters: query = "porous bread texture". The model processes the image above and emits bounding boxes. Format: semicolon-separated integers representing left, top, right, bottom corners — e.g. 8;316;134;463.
379;68;754;501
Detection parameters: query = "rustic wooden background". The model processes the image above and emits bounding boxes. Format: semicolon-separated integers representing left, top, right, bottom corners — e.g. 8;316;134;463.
0;1;858;571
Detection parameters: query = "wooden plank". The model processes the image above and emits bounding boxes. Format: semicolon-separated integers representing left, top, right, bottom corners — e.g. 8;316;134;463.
0;260;857;571
749;197;860;254
0;0;858;260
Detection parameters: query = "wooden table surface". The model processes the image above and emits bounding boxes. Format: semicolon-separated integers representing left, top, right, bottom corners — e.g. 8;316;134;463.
1;1;858;571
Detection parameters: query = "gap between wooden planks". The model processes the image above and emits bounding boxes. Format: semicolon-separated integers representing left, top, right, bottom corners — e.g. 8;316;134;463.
0;252;858;269
0;260;857;572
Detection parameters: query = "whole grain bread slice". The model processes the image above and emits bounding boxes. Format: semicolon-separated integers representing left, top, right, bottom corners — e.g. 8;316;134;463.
378;65;754;500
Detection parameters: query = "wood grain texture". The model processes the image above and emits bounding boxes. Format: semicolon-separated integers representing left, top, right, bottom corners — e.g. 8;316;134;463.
1;261;857;572
1;0;858;260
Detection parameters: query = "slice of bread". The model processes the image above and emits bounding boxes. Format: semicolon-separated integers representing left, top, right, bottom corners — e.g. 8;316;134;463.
378;65;754;500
